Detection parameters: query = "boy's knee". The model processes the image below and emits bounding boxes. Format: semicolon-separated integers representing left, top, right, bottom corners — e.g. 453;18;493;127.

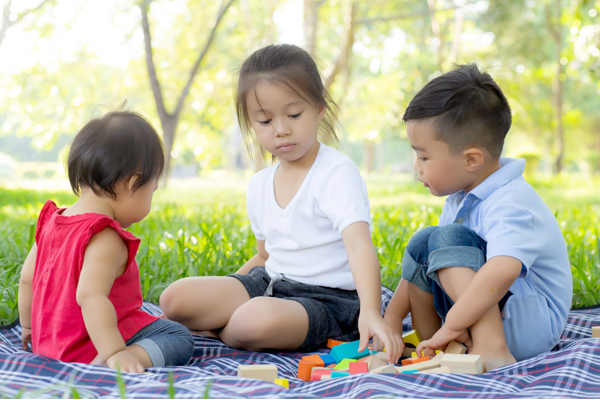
405;226;438;257
428;223;481;252
226;299;277;345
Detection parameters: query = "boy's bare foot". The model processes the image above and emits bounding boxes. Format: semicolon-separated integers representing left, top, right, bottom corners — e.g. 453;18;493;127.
90;353;108;367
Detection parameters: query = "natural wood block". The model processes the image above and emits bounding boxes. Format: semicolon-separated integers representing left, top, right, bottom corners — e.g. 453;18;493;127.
320;375;331;380
373;351;388;361
402;346;415;358
592;326;600;338
366;355;388;371
417;366;452;374
402;330;422;347
440;354;483;374
302;354;325;368
395;358;441;373
431;351;445;362
445;341;467;354
371;364;397;374
238;364;278;382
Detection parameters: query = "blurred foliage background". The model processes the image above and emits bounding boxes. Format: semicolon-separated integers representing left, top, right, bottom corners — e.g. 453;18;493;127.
0;0;599;179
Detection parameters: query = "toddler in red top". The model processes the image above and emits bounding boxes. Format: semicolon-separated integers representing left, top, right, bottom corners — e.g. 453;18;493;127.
18;110;193;373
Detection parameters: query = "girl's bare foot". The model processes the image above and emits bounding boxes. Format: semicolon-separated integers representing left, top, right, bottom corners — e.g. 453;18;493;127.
90;353;108;367
469;344;515;372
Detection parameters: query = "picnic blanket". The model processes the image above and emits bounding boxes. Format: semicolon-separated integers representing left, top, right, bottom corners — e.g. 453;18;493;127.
1;287;599;398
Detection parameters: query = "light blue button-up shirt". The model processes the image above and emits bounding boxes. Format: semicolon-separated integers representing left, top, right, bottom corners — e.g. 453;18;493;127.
438;157;572;359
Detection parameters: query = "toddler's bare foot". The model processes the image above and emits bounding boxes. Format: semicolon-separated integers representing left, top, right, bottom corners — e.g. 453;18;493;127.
90;354;108;367
469;345;515;372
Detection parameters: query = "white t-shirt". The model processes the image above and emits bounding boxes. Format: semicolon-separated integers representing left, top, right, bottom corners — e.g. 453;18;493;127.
246;143;371;290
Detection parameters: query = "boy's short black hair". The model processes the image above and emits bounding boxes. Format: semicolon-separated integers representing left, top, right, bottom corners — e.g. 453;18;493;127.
402;63;512;158
68;110;164;199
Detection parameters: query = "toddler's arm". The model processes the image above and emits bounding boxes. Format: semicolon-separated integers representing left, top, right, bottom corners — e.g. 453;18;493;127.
342;222;403;363
76;228;144;373
417;256;521;354
18;243;37;351
236;240;269;274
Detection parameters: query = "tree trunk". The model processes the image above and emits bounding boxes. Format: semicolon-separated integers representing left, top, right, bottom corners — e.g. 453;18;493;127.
0;0;51;48
427;0;444;73
161;115;178;180
323;1;357;93
546;0;564;174
364;141;375;173
303;0;324;55
448;5;464;65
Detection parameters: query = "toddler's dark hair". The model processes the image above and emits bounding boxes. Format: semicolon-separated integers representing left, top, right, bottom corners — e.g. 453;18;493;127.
68;110;164;199
235;44;339;161
403;64;512;158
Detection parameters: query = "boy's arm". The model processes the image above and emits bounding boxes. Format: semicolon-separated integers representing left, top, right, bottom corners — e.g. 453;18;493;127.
235;240;268;274
417;256;522;353
18;243;37;350
342;222;403;363
76;228;144;373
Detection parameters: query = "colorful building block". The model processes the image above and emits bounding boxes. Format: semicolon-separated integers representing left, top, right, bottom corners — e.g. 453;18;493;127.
310;368;332;381
400;369;419;374
445;341;467;354
330;371;351;378
401;356;430;366
319;354;336;365
330;340;370;362
402;346;415;358
321;375;331;380
274;378;289;388
402;330;422;347
395;358;441;373
298;360;317;381
325;364;337;368
349;362;369;374
237;364;278;382
592;326;600;338
440;354;483;374
361;355;388;371
416;366;451;374
327;339;346;348
371;364;397;374
301;354;324;368
334;358;357;370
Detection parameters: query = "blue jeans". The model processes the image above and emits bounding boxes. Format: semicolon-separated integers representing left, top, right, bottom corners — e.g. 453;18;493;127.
402;224;512;320
126;318;194;367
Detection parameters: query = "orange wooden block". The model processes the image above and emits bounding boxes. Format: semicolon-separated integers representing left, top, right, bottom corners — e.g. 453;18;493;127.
302;355;325;368
402;356;430;366
327;339;346;348
298;360;317;382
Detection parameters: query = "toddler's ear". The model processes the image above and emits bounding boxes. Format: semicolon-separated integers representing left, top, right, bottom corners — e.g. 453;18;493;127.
464;147;485;172
127;173;143;194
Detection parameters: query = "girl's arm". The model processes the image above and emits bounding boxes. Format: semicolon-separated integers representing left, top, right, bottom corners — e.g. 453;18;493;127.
18;243;37;351
235;240;269;275
342;222;403;364
76;228;145;373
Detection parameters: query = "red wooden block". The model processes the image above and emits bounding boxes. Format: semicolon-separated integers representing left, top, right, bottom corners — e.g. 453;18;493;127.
298;360;317;382
310;369;332;381
301;355;325;368
349;362;369;375
327;339;346;348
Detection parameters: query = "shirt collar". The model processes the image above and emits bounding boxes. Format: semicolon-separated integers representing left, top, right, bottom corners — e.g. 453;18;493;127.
446;157;526;203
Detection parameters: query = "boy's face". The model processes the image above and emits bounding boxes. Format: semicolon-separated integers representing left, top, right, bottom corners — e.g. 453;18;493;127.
406;119;472;197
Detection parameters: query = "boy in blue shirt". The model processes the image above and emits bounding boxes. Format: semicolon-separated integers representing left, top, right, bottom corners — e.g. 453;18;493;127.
381;64;572;369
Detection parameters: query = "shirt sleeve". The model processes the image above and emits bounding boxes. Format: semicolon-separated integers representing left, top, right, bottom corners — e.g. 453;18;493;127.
246;176;265;241
314;161;371;234
483;202;542;278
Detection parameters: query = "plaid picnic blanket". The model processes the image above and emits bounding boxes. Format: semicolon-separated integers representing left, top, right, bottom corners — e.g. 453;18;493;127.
1;287;599;398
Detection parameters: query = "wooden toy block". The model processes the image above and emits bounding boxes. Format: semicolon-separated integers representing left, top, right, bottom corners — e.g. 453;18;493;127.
402;346;416;358
440;354;483;374
445;341;467;355
320;375;331;380
298;360;317;382
319;354;336;365
325;364;337;368
301;354;324;367
364;355;388;371
485;358;506;372
592;326;600;338
358;355;370;362
274;378;289;388
417;366;452;374
395;358;441;373
330;340;370;362
402;330;422;347
401;356;430;366
371;364;397;374
334;358;357;370
373;352;388;361
349;362;369;374
327;339;346;348
237;364;278;382
331;371;351;378
310;367;332;381
400;369;419;374
431;351;445;361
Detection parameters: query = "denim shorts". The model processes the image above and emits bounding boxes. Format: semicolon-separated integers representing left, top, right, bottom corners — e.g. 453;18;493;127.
402;224;512;320
126;318;194;367
229;266;361;352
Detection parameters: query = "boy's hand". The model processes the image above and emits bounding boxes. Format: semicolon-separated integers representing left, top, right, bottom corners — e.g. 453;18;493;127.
21;327;32;351
416;325;472;357
358;309;403;364
107;350;145;374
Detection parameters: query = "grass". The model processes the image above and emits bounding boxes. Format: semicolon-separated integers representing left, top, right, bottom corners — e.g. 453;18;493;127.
0;174;599;326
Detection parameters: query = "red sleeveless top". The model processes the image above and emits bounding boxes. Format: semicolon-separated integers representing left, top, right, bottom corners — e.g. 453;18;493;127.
31;200;159;363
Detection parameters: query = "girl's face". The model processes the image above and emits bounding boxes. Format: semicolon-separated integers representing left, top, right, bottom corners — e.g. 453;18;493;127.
114;177;158;228
246;80;325;164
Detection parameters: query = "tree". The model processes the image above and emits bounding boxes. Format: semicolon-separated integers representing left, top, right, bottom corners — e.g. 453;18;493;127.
140;0;234;180
0;0;52;48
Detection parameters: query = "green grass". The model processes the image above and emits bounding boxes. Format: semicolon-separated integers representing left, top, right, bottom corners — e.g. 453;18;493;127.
0;175;599;326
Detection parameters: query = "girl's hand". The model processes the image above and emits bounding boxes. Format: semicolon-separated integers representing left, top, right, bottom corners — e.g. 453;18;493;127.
416;325;472;357
21;327;32;351
107;350;146;373
358;309;404;364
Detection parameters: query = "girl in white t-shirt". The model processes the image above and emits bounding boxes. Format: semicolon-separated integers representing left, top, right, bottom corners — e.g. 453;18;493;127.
160;44;402;362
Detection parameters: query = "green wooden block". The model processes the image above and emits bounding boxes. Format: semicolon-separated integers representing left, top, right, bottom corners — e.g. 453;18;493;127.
334;358;357;370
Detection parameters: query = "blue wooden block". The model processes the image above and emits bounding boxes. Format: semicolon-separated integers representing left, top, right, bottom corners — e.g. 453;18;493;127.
330;341;370;363
319;354;336;366
331;371;351;378
401;370;419;374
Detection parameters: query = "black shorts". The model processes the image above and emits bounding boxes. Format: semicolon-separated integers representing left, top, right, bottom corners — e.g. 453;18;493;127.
228;266;360;352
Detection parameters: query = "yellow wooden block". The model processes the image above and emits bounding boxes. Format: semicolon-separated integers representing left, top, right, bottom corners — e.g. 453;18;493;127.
238;364;278;382
402;330;422;347
274;378;289;388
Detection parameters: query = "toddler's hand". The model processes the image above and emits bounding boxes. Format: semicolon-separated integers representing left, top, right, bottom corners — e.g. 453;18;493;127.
21;327;32;351
358;310;403;364
416;325;472;357
107;350;146;374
